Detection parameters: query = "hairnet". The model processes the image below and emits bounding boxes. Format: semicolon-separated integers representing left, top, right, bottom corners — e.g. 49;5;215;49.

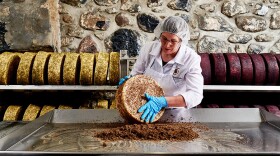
154;16;190;44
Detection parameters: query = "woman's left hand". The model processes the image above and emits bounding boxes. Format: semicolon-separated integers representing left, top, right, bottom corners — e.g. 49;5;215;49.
138;93;167;123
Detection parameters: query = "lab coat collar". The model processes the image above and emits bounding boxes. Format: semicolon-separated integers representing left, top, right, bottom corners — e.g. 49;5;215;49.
149;41;187;65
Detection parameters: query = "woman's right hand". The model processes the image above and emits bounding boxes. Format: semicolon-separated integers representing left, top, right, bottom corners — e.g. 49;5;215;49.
118;75;132;86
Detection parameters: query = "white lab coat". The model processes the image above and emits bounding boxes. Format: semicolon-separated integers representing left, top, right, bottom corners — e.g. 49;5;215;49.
130;41;204;108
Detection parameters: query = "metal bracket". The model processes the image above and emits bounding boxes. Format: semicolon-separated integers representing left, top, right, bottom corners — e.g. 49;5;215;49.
119;50;137;78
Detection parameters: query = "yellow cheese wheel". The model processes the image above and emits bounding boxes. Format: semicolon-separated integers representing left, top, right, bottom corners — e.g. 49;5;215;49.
58;105;73;109
48;53;65;85
63;53;80;85
79;53;95;85
17;52;36;85
22;104;41;121
32;51;51;85
110;99;116;109
94;52;109;85
3;105;22;121
108;52;120;85
95;99;108;109
0;53;21;85
39;105;56;116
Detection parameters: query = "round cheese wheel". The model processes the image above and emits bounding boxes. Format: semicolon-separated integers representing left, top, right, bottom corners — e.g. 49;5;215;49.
109;52;120;85
261;53;279;85
94;52;109;85
238;53;253;85
116;75;164;123
3;105;22;121
224;53;241;85
79;53;95;85
32;51;51;85
63;53;80;85
199;53;211;85
0;53;20;85
48;53;65;85
249;54;266;85
39;105;56;116
17;52;36;85
22;104;41;121
210;53;226;85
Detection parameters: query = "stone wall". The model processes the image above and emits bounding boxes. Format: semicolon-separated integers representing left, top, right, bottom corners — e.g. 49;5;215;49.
1;0;280;55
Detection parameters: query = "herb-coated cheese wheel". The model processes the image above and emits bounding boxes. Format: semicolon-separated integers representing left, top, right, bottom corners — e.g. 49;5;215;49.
238;53;253;85
17;52;36;85
199;53;211;85
116;75;164;123
79;53;95;85
0;53;20;85
3;105;22;121
32;51;51;85
109;52;120;85
39;105;56;116
63;53;80;85
48;53;65;85
22;104;41;121
94;52;109;85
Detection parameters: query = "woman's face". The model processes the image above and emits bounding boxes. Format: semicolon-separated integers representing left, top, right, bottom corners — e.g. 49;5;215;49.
160;32;181;55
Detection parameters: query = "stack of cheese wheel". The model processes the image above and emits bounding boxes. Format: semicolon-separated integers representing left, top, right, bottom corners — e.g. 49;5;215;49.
108;52;120;85
17;52;36;85
3;105;23;121
32;51;51;85
63;53;80;85
0;52;20;85
22;104;41;121
94;52;109;85
48;53;65;85
79;53;95;85
39;105;56;116
116;75;164;123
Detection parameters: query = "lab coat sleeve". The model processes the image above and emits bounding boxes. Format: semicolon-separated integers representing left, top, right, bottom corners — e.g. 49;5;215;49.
130;43;152;76
180;54;204;109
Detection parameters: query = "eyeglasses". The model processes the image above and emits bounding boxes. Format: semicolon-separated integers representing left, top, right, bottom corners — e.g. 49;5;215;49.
160;35;181;46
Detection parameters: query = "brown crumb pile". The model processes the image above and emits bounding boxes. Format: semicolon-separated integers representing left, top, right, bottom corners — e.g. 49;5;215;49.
95;123;209;141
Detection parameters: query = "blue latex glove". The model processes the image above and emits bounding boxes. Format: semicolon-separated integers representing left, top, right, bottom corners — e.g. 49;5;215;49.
138;93;168;123
118;75;132;86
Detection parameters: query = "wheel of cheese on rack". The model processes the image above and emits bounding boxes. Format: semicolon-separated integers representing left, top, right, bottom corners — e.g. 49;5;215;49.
95;99;108;109
224;53;241;85
249;54;266;85
79;53;95;85
39;105;56;116
22;104;41;121
261;53;279;85
274;54;280;84
210;53;227;85
3;105;23;121
116;75;165;123
63;53;80;85
0;53;21;85
238;53;253;85
58;105;73;109
199;53;211;85
48;53;65;85
109;52;120;85
110;99;116;109
32;51;51;85
17;52;36;85
94;52;109;85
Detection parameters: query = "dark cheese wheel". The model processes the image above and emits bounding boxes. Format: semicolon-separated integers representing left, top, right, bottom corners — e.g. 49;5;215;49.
238;53;253;85
224;53;241;85
266;105;279;113
249;54;266;85
274;54;280;85
210;53;226;85
261;53;279;85
199;53;211;85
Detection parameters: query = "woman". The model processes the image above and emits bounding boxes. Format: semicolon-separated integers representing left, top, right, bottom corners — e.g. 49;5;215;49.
119;16;204;123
